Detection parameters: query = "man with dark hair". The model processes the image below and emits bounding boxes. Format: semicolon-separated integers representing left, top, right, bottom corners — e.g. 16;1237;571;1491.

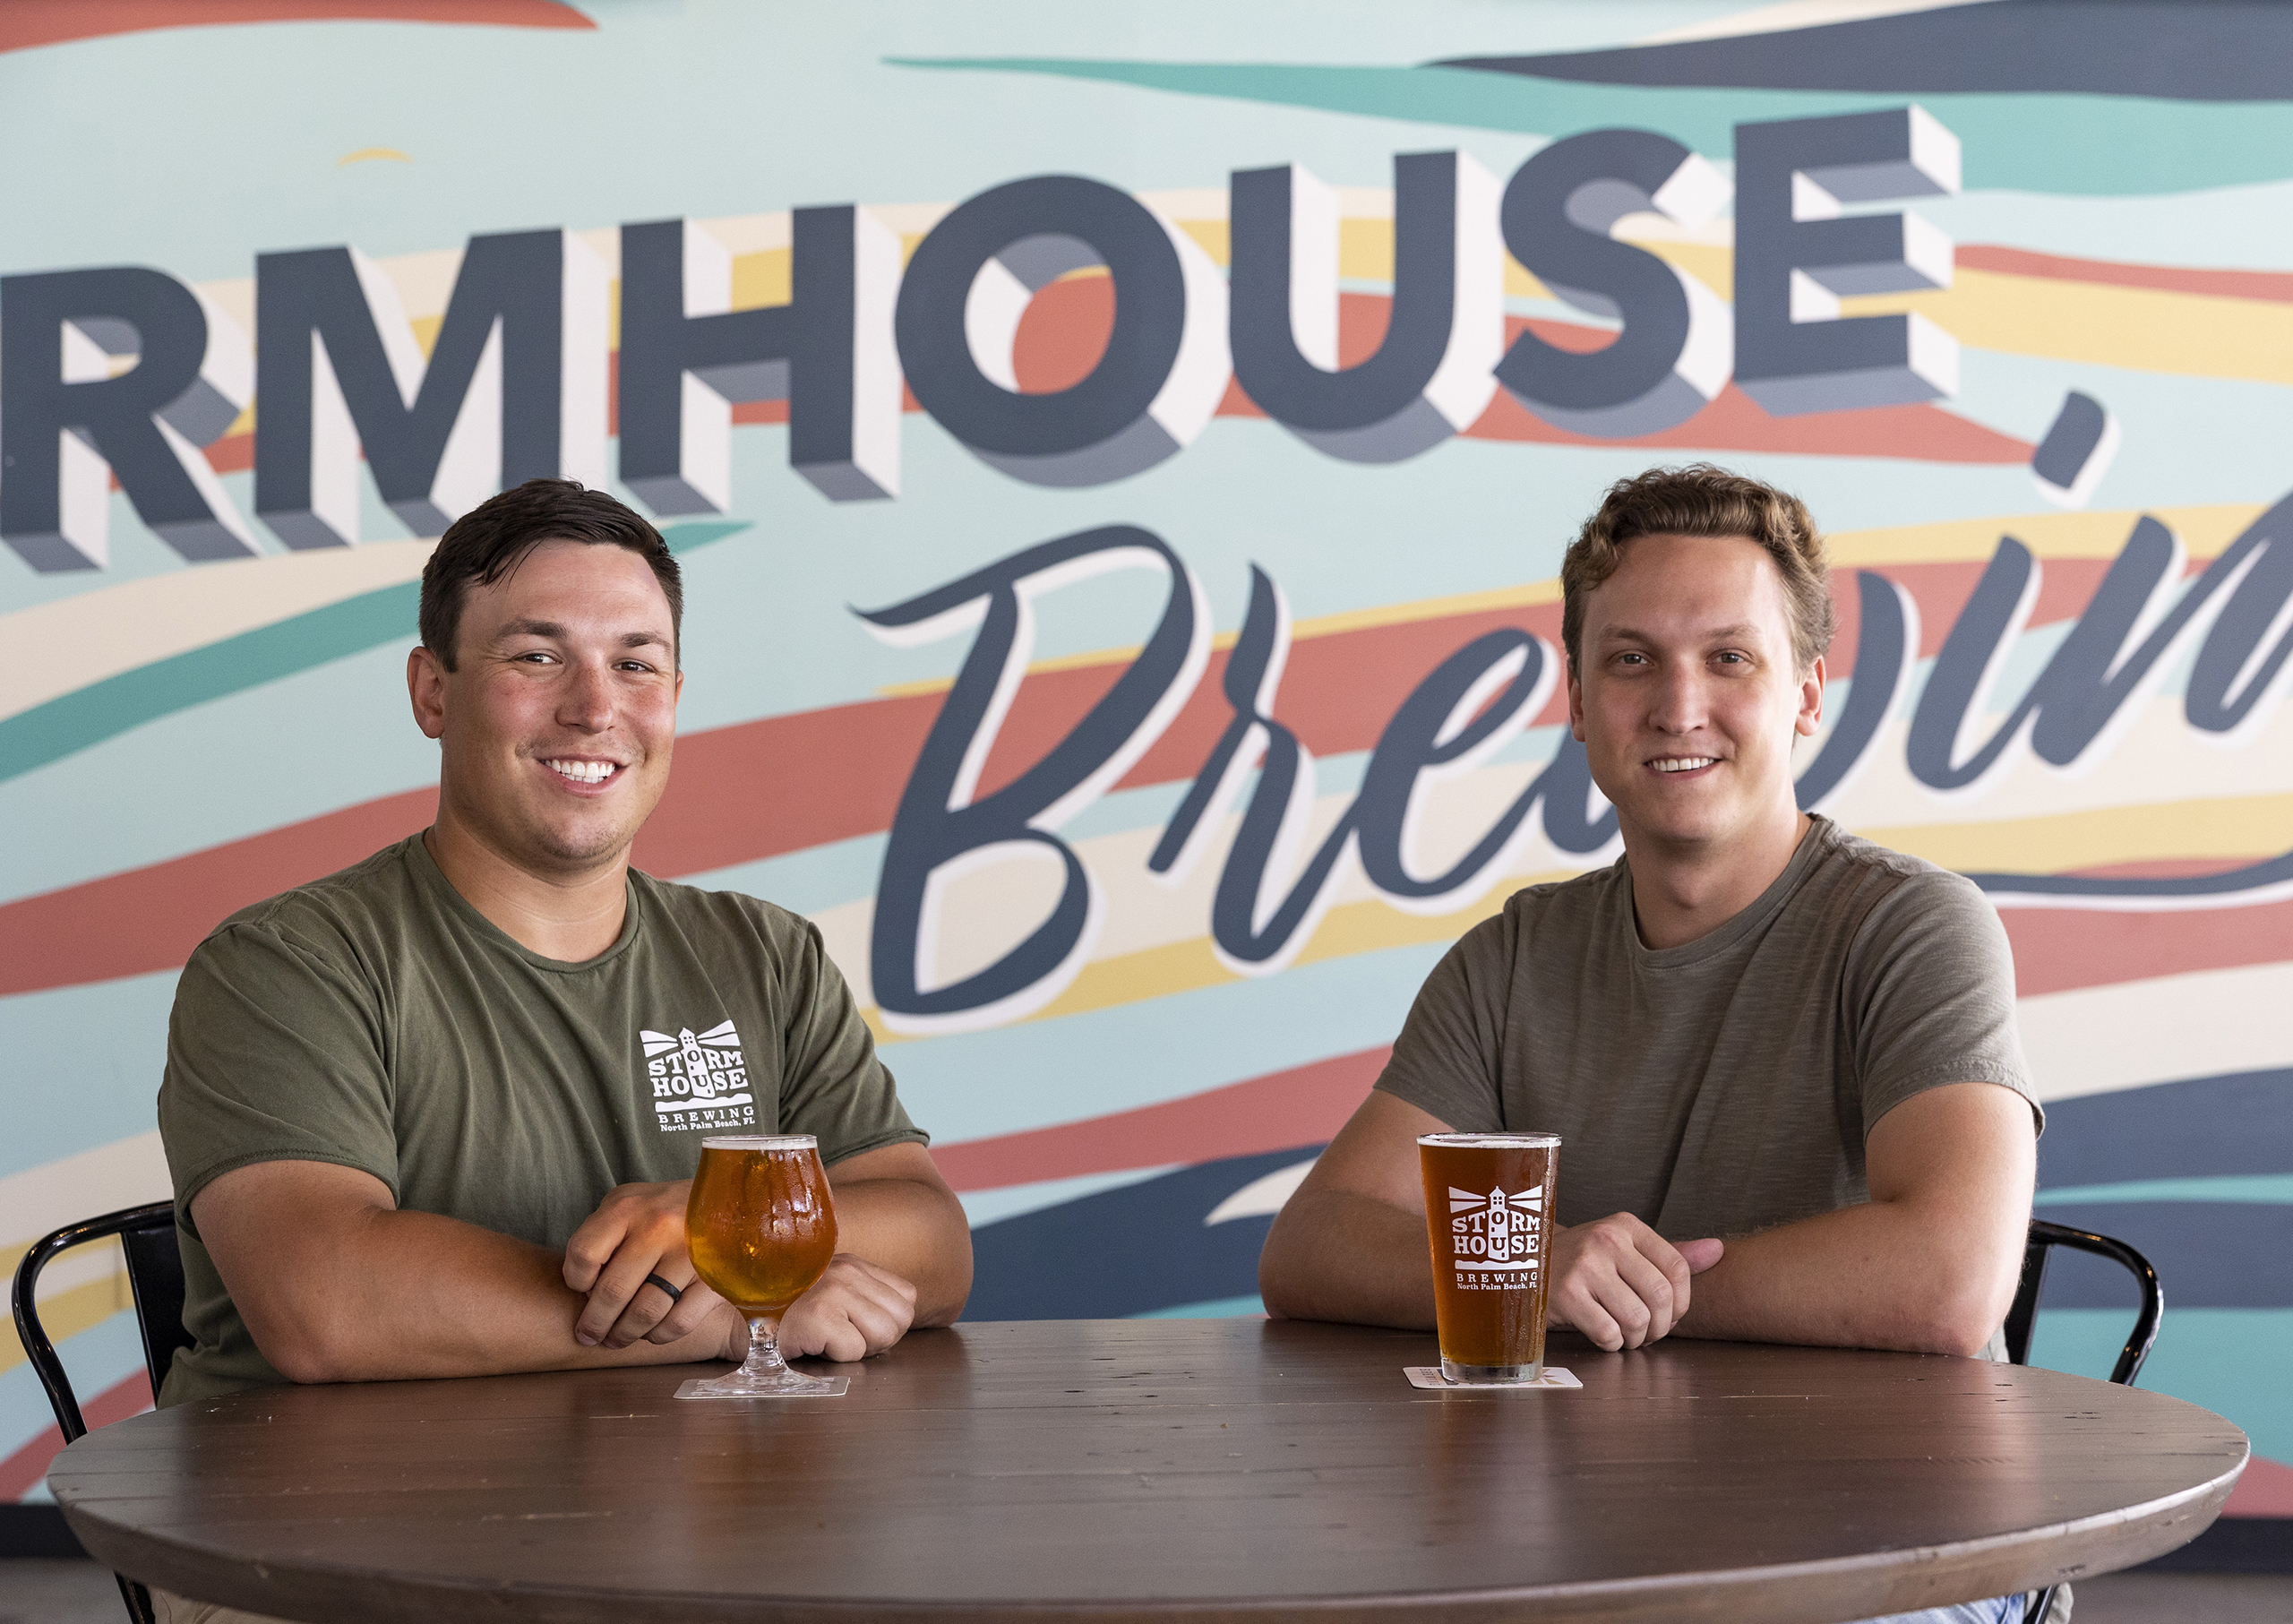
158;479;972;1417
1262;462;2037;1362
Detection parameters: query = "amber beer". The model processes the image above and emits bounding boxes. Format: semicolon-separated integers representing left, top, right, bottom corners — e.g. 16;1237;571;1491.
686;1135;838;1313
1418;1133;1560;1383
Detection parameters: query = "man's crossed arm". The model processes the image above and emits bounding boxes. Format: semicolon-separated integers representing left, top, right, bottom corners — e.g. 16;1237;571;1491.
192;1141;974;1385
1258;1083;2034;1357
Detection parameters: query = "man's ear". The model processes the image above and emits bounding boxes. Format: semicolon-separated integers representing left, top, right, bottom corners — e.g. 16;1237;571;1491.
1566;666;1587;743
1795;653;1826;739
408;645;449;742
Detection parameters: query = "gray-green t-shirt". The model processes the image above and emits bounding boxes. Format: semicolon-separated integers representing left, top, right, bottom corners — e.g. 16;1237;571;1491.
1376;816;2039;1242
157;834;923;1405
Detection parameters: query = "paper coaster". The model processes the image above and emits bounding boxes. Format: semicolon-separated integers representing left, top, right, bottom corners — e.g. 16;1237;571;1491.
1405;1365;1580;1391
675;1375;850;1399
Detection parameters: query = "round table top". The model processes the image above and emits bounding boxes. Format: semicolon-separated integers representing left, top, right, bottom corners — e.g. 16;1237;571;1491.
54;1319;2246;1624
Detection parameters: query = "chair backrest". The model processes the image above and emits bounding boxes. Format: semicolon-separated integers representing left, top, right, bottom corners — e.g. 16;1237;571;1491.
11;1201;187;1624
2004;1216;2164;1387
2002;1218;2164;1624
10;1201;191;1443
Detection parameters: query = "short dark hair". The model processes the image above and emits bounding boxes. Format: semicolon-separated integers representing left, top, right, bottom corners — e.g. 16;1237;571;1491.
1559;463;1834;674
418;479;683;670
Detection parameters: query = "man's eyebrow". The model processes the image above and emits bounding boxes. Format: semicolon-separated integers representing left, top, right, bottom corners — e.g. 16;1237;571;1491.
1596;623;1765;644
493;620;673;650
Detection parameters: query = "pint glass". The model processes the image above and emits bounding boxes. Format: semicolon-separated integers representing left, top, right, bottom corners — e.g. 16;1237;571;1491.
1418;1132;1560;1384
683;1134;839;1396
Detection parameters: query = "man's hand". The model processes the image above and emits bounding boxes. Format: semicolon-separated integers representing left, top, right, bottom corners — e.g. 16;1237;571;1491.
777;1255;920;1361
562;1180;729;1351
1545;1213;1723;1351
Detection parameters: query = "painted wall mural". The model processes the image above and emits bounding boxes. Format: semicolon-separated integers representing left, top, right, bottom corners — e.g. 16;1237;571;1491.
4;0;2289;1527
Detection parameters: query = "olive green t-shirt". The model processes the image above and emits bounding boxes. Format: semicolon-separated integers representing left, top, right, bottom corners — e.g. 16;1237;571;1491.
156;835;922;1405
1375;816;2040;1242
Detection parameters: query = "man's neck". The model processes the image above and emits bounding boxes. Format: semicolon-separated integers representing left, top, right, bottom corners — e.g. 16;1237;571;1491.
1624;806;1814;951
423;819;631;962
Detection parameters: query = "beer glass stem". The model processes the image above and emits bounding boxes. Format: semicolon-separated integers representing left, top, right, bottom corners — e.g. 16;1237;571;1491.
739;1312;791;1381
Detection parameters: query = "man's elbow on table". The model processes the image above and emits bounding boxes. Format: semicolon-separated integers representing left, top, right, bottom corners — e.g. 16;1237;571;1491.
1893;1274;2021;1361
191;1159;442;1386
1862;1081;2039;1358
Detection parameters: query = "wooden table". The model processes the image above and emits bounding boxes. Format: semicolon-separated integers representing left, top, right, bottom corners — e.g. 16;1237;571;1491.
51;1319;2246;1623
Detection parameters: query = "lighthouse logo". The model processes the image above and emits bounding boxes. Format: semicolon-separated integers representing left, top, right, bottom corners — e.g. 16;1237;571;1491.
1447;1184;1545;1289
640;1020;755;1134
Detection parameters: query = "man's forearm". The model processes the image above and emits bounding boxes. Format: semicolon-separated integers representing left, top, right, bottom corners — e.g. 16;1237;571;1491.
1675;1198;2019;1356
259;1205;733;1383
1677;1084;2036;1356
829;1174;973;1327
1259;1187;1437;1329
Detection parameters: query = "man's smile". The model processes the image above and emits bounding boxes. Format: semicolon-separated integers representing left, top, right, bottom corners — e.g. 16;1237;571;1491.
541;757;625;786
1649;755;1720;775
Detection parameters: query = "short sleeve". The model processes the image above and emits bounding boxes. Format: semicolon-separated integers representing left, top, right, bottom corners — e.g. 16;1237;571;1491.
1371;914;1512;1132
773;917;925;1164
158;919;403;1230
1844;869;2041;1137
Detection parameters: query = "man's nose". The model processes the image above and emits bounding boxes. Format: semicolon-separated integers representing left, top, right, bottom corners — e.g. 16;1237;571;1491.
1649;666;1709;733
557;661;615;730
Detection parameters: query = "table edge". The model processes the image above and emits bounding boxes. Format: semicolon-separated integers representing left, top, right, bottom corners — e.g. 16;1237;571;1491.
60;1452;2246;1624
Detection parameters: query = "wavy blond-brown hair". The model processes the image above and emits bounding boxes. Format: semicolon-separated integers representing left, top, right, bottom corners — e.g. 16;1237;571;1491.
1559;463;1834;675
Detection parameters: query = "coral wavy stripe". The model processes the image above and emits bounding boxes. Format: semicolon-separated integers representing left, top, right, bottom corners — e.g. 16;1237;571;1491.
1954;245;2293;305
0;0;588;55
0;1371;148;1501
2004;898;2293;999
930;1048;1386;1192
0;549;2263;1000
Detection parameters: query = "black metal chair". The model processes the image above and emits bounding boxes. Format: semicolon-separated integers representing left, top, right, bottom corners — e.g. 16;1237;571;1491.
2005;1216;2166;1624
11;1200;192;1624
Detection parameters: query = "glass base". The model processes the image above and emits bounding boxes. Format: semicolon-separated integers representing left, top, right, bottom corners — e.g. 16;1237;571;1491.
676;1370;848;1399
1442;1356;1543;1385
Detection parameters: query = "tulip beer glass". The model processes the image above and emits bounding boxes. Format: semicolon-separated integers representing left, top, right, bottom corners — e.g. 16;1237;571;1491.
1418;1132;1560;1384
683;1134;839;1396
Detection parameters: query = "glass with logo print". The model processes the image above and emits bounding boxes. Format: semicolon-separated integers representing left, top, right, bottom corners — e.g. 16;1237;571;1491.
1418;1133;1560;1384
681;1135;842;1397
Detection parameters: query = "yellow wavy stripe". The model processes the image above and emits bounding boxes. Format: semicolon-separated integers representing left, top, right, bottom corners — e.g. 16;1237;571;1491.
2;539;436;726
859;796;2290;1041
1;1260;133;1377
1828;503;2263;567
1860;795;2291;875
1841;269;2293;385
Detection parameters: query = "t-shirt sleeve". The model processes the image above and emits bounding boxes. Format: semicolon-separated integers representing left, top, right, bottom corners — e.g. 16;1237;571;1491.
1371;914;1512;1132
158;917;403;1232
1845;867;2042;1138
773;916;925;1164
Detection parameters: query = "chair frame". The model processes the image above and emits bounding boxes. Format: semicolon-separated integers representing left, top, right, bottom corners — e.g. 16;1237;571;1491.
2005;1216;2165;1624
11;1200;192;1624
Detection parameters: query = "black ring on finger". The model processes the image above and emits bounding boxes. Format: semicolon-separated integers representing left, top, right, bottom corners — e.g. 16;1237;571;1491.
643;1273;685;1305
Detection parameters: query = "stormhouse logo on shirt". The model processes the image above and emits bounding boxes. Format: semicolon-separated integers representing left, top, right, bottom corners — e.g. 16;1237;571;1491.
640;1020;756;1135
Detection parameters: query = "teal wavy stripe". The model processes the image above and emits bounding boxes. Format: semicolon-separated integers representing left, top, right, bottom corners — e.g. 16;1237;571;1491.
2037;1174;2293;1206
0;521;747;786
886;59;2293;195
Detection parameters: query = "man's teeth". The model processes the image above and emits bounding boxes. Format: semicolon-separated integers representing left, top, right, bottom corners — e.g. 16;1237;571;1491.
545;760;616;784
1653;757;1718;773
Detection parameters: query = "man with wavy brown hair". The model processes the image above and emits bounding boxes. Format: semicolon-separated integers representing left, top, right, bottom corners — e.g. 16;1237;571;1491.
1264;466;2043;1623
1265;461;2038;1363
